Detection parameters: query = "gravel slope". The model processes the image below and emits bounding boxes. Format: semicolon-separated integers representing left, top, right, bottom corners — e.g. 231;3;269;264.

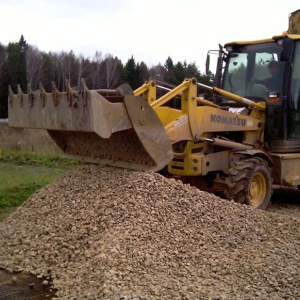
0;165;299;300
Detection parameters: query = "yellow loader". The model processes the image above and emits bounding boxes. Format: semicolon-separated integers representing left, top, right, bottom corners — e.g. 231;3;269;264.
8;9;300;209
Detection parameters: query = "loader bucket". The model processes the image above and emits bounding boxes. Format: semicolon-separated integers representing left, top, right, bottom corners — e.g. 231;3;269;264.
8;80;173;171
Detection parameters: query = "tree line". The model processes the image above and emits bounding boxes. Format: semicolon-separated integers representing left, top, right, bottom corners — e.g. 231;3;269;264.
0;35;213;118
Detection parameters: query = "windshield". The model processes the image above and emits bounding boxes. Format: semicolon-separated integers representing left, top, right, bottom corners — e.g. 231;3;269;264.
222;42;285;102
288;40;300;139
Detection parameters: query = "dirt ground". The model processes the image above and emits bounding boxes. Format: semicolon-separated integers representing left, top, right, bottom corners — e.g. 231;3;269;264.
0;123;61;156
268;187;300;218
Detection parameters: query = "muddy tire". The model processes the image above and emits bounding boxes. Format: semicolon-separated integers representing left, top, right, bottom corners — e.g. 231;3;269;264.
224;157;273;210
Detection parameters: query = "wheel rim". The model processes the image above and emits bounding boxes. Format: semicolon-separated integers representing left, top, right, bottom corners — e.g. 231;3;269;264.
248;172;267;208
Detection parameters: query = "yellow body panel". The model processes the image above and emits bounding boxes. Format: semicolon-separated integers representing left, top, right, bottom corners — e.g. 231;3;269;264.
270;153;300;186
157;105;263;145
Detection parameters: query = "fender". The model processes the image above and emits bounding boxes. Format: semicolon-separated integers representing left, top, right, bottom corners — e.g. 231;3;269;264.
231;149;274;166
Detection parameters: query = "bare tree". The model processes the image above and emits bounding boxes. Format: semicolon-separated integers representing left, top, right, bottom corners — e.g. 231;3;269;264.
26;45;45;90
51;51;78;90
76;54;85;87
149;63;167;80
104;55;122;88
0;44;6;73
88;51;103;89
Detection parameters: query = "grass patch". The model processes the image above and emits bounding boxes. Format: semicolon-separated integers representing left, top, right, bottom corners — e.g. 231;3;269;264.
0;150;80;220
1;150;79;168
0;183;42;208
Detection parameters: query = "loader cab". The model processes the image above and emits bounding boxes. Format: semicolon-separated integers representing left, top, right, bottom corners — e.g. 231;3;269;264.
221;40;285;102
210;35;300;153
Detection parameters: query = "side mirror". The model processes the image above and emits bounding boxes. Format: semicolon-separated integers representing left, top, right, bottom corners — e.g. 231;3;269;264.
281;36;294;62
205;52;210;75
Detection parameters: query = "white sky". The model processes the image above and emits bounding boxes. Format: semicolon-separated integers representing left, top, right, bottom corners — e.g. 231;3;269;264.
0;0;299;72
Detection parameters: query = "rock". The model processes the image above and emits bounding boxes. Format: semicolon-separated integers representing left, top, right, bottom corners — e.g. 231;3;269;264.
0;165;299;299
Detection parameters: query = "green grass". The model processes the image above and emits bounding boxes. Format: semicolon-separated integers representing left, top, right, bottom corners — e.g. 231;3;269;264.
1;150;79;168
0;150;80;221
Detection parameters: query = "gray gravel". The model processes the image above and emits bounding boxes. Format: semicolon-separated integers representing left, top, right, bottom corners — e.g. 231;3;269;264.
0;165;299;300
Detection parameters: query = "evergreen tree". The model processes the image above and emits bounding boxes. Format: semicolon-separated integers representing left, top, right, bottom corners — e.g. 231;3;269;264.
166;61;185;85
0;43;8;117
138;61;150;83
6;35;28;93
18;35;28;91
122;56;140;89
164;56;173;71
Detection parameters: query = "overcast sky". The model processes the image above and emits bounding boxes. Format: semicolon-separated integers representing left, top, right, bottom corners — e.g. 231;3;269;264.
1;0;299;72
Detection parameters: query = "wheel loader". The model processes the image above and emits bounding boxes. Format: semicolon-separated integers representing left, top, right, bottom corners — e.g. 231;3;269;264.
7;9;300;210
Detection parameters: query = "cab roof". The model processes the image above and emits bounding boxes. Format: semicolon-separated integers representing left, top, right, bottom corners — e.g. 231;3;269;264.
224;34;300;48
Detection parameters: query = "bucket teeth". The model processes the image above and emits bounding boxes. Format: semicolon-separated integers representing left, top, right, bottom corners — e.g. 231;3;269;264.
52;82;60;106
51;81;58;93
17;84;23;95
27;84;34;107
39;82;46;93
8;85;13;107
65;79;74;106
39;83;46;107
17;84;23;107
80;78;89;92
79;78;89;106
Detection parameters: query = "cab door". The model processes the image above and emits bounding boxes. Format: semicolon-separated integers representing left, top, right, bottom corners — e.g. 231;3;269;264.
288;41;300;140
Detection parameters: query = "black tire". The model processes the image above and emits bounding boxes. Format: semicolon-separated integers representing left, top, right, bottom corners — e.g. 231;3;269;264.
224;157;273;210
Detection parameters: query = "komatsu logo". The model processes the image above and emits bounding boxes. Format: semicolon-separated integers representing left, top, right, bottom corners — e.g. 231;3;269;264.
210;114;246;126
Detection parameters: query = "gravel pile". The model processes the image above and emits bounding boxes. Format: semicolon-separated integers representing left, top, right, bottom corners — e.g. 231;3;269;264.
0;165;299;299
